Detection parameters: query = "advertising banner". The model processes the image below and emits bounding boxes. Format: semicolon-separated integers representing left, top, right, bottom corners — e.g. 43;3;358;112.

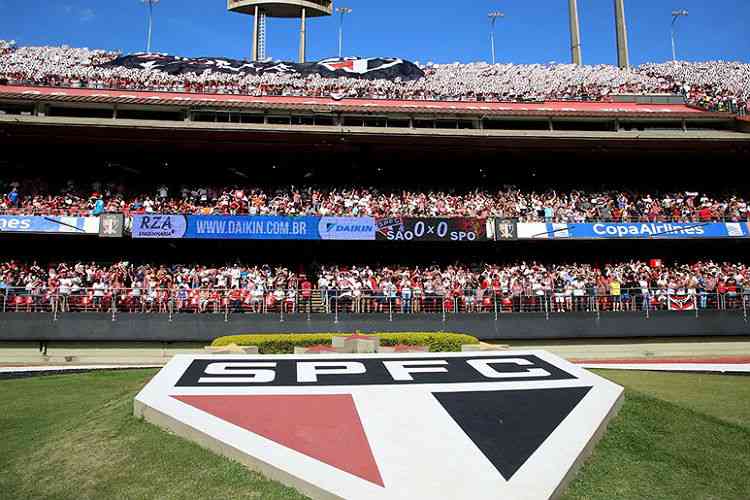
132;215;376;240
375;218;488;241
0;215;99;235
131;215;188;239
517;222;750;240
317;217;376;240
186;216;319;240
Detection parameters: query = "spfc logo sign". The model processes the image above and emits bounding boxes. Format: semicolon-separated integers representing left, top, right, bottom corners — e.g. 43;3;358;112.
135;351;623;499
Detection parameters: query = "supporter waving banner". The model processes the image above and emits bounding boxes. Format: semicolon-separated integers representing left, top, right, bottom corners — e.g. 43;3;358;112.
668;293;696;311
100;54;424;81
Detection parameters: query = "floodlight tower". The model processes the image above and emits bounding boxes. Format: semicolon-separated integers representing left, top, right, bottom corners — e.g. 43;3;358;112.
671;9;689;62
488;11;505;65
227;0;333;63
336;6;352;59
141;0;160;54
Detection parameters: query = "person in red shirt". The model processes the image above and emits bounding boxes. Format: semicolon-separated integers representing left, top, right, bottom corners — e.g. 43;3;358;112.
300;277;312;313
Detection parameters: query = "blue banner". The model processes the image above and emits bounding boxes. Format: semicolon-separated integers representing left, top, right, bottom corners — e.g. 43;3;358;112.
187;216;320;240
517;222;750;239
131;215;377;240
0;215;99;235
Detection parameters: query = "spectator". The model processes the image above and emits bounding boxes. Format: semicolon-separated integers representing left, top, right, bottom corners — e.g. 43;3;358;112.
0;41;747;114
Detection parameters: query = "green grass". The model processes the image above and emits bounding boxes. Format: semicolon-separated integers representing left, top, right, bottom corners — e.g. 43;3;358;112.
562;371;750;500
0;369;306;500
1;368;749;500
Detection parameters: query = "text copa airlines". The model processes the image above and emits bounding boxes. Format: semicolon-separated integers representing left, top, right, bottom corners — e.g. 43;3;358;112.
591;223;706;237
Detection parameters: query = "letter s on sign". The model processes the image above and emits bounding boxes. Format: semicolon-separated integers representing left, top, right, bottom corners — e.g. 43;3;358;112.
467;358;551;379
198;362;277;384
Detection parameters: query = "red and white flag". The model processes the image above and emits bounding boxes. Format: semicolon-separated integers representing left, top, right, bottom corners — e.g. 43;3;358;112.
668;293;696;311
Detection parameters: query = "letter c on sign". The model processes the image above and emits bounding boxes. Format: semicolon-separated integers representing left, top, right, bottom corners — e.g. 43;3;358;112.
467;358;551;379
198;362;277;384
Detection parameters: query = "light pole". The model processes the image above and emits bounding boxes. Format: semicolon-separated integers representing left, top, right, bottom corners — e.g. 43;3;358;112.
336;7;352;59
141;0;160;53
488;11;505;65
671;9;688;62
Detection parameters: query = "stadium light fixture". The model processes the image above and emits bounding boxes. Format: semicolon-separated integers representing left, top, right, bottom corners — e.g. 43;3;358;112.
488;11;505;65
336;7;353;59
671;9;689;62
141;0;161;53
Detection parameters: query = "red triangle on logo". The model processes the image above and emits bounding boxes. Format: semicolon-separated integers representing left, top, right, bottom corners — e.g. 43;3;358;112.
172;394;384;487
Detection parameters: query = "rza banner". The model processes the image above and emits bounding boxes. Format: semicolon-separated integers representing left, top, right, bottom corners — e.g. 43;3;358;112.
376;218;488;242
101;54;425;81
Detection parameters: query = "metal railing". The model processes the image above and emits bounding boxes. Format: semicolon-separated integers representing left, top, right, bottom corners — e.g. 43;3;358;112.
1;207;748;224
0;287;747;322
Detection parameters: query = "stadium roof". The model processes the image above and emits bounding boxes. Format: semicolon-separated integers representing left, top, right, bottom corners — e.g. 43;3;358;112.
0;85;721;120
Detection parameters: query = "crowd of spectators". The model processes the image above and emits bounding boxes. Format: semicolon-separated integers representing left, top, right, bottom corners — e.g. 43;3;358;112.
2;180;749;222
1;259;746;313
0;41;747;113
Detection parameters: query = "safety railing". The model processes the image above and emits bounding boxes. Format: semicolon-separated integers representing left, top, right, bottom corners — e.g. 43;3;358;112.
1;207;748;224
0;287;748;322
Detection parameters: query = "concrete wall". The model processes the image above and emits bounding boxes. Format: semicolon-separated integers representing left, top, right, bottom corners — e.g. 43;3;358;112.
1;311;748;342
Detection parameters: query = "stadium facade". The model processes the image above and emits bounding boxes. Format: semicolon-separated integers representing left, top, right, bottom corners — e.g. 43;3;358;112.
1;82;749;342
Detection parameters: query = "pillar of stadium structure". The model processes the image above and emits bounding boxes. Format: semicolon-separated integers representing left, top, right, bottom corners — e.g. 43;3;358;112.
252;6;259;60
614;0;630;69
251;6;267;61
299;7;306;63
568;0;582;65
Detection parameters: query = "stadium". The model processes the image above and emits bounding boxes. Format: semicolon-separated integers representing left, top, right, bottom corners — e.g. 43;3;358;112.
1;1;749;499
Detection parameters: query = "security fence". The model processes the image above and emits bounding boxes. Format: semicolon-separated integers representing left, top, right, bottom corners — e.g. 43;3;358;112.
1;287;748;323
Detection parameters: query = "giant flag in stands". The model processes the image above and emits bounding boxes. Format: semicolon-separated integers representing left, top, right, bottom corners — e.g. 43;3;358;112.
101;54;424;81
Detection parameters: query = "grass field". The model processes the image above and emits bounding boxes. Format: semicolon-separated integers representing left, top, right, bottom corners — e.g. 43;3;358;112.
1;368;749;500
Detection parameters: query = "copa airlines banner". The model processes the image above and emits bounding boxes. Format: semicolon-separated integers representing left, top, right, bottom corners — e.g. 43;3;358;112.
516;222;750;240
101;54;424;81
0;215;99;235
131;215;376;240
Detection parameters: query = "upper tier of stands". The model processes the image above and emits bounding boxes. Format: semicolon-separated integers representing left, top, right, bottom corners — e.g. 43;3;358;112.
0;41;747;114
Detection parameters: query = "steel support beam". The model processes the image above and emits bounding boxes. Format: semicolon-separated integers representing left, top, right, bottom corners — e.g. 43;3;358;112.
614;0;630;69
568;0;582;65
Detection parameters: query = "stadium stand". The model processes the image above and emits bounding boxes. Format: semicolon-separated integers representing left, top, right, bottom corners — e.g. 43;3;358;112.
2;182;749;222
0;41;747;113
1;260;746;315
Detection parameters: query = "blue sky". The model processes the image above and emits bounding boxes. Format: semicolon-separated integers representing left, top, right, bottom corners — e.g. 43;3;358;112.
2;0;748;65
